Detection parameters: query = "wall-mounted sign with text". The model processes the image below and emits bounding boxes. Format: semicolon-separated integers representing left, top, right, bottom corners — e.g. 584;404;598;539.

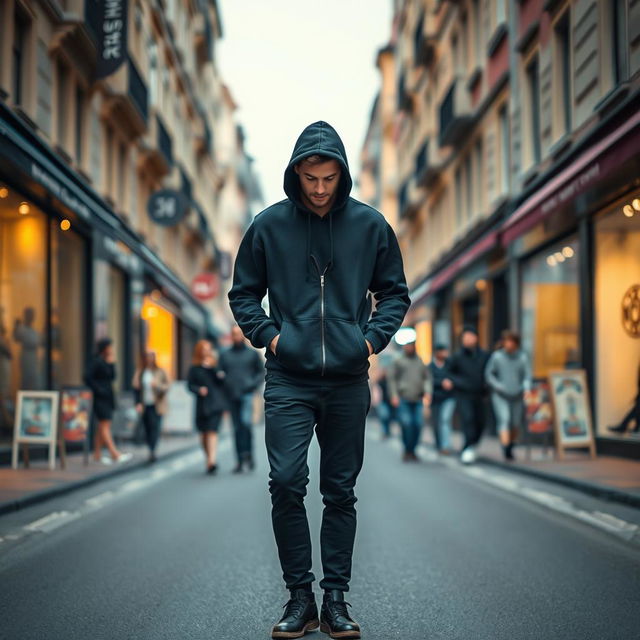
147;189;190;227
93;0;129;79
191;273;219;302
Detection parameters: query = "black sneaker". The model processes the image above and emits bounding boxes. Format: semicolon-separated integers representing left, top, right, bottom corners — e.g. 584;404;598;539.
320;590;361;639
272;589;319;639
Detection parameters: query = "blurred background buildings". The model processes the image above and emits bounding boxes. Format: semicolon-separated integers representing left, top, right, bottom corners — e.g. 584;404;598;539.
360;0;640;457
0;0;261;442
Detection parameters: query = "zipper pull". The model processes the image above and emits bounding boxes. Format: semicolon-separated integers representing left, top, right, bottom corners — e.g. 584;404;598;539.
320;275;325;286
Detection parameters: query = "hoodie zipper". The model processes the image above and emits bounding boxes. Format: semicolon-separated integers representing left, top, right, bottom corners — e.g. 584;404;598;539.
311;256;328;376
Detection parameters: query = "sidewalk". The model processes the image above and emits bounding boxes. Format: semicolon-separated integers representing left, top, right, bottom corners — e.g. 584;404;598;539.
0;435;200;516
412;424;640;508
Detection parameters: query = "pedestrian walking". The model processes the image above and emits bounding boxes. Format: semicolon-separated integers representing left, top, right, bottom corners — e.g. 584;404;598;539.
428;344;456;454
187;340;226;475
132;350;170;463
229;121;409;640
388;336;431;462
372;368;396;439
219;325;264;473
443;326;490;464
84;338;131;464
485;331;532;461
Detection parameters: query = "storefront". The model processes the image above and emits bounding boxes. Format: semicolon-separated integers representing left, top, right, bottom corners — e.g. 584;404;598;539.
0;100;210;446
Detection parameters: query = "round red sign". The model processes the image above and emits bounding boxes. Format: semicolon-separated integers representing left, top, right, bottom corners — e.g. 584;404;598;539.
191;273;219;301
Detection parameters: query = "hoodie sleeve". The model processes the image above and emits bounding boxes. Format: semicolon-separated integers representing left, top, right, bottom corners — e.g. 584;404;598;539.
364;223;411;354
485;352;507;395
228;223;280;350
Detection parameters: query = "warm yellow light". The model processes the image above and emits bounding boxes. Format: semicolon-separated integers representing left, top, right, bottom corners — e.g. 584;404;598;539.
19;202;30;215
0;187;8;198
562;246;574;258
632;198;640;212
475;279;487;291
554;251;565;263
547;256;557;267
144;306;158;319
60;219;71;231
623;205;635;218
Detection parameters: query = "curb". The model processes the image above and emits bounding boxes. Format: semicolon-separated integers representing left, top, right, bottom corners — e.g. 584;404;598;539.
478;455;640;509
0;444;200;518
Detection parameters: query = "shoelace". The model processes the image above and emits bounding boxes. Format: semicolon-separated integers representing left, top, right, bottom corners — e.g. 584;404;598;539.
283;598;307;618
326;599;351;619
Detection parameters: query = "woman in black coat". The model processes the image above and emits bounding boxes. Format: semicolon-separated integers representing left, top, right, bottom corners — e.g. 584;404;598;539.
85;338;130;464
187;340;227;474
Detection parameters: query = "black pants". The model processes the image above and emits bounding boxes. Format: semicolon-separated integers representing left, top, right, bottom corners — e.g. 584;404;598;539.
229;394;254;464
456;394;485;450
142;405;161;453
620;396;640;431
264;375;370;592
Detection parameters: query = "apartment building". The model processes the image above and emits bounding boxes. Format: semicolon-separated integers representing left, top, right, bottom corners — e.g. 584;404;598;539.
0;0;260;439
361;0;640;456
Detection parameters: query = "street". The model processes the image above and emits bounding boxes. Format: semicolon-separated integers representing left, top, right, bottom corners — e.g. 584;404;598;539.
1;427;639;640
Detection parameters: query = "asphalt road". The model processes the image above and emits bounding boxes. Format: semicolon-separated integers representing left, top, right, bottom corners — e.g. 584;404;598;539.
1;426;639;640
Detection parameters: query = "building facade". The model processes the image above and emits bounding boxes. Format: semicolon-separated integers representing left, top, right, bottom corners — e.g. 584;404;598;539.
361;0;640;457
0;0;259;441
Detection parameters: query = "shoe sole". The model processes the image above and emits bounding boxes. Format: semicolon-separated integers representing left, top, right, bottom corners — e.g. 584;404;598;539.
272;619;320;638
319;622;361;639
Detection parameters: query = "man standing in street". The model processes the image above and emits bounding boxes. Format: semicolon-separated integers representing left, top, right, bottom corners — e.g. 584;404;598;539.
428;344;456;455
444;326;490;464
229;121;409;640
388;334;431;462
219;325;264;473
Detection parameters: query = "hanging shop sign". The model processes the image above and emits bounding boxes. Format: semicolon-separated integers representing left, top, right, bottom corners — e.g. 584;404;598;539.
94;0;129;79
147;189;190;227
191;272;219;301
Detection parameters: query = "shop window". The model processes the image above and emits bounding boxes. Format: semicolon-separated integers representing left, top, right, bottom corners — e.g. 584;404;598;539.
50;219;86;389
0;190;47;434
521;237;580;378
594;201;640;436
142;295;176;379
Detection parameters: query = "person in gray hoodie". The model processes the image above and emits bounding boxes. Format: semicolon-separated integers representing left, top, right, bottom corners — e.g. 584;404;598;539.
485;330;532;460
388;336;432;461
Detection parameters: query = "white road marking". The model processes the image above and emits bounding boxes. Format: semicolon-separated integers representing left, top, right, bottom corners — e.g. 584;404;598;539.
370;431;640;547
24;511;81;533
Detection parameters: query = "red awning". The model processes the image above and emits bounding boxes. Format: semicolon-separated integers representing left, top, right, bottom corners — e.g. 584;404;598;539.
502;110;640;244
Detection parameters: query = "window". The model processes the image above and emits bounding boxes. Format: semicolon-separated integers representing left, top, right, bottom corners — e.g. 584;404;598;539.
451;35;459;75
56;62;69;147
12;9;29;106
473;0;482;62
118;142;127;204
149;39;158;107
521;237;580;378
50;220;87;389
455;167;463;229
75;86;84;164
474;138;483;214
526;57;541;164
464;154;473;221
499;105;510;194
611;0;629;84
554;13;572;135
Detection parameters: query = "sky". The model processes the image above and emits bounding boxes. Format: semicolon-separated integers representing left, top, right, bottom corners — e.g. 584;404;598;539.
218;0;392;207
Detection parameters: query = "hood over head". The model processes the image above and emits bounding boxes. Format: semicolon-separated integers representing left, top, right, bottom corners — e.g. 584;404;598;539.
283;121;353;211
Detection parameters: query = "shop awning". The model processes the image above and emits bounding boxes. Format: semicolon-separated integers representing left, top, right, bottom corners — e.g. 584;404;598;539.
501;110;640;245
410;230;499;308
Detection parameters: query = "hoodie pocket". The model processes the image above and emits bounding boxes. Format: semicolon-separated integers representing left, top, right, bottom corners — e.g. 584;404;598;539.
275;318;323;373
324;319;369;376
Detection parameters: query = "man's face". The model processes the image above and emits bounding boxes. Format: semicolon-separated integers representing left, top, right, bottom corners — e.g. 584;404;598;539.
462;331;478;349
403;342;416;356
294;158;341;215
435;348;448;360
231;326;244;346
503;338;517;354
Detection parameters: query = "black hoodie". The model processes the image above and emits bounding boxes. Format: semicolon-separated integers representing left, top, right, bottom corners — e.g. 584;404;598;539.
228;121;410;382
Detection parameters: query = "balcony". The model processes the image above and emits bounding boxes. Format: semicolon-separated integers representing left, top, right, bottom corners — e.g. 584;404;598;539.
102;57;149;138
438;78;473;147
140;113;172;176
414;139;442;188
413;12;437;68
49;0;99;80
398;177;422;220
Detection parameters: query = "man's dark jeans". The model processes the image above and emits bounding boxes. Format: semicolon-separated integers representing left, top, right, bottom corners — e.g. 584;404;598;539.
397;399;423;455
229;393;254;464
264;374;370;592
456;393;485;450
